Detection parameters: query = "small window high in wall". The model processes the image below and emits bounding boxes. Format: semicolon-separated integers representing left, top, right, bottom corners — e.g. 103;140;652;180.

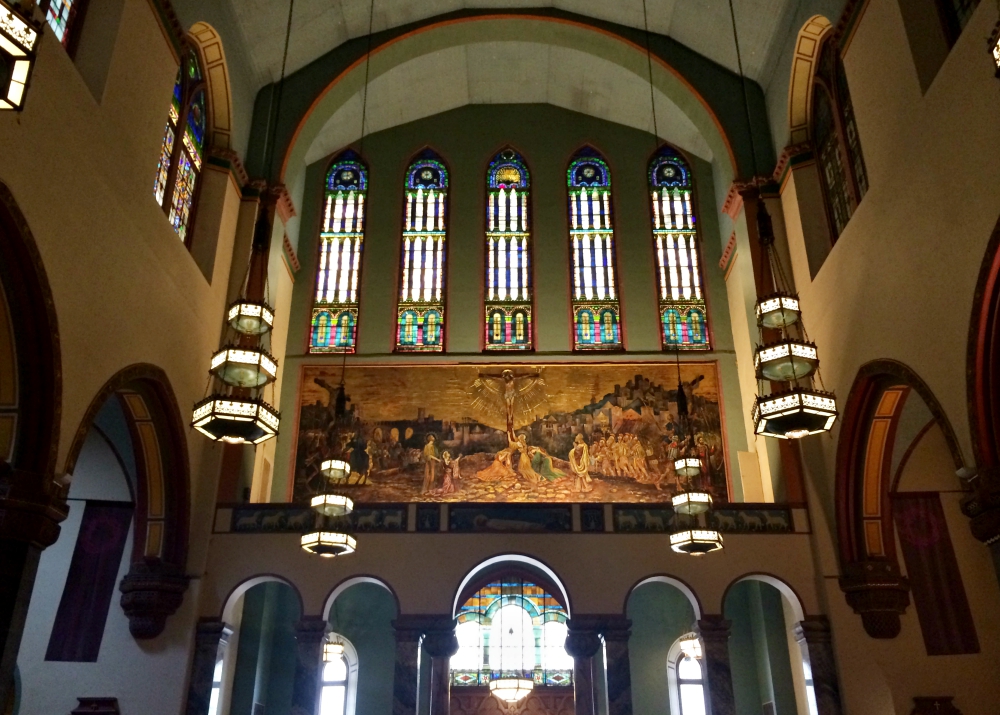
667;639;707;715
45;0;84;49
811;36;867;241
396;150;449;352
311;150;368;354
567;147;621;350
153;49;207;245
648;146;709;350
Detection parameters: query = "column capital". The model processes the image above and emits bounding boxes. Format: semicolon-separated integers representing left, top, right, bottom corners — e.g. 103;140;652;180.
695;615;732;643
423;631;459;659
564;630;602;659
838;560;910;639
295;615;329;645
194;618;231;647
0;462;68;548
793;616;832;645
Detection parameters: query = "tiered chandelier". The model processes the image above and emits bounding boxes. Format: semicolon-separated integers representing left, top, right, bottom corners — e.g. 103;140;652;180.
750;202;837;439
192;213;281;445
301;457;356;557
0;1;39;110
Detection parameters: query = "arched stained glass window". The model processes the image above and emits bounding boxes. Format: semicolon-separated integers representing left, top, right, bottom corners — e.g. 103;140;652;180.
451;577;572;688
46;0;83;48
152;49;207;244
648;146;709;350
396;150;448;352
811;37;867;241
485;149;533;351
310;151;367;353
568;147;621;350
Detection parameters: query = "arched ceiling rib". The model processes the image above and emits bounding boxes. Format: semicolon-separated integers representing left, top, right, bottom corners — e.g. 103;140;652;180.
304;42;713;167
229;0;799;87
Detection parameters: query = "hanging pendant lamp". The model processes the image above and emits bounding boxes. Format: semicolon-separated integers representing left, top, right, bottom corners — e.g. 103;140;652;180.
0;1;39;111
489;577;534;703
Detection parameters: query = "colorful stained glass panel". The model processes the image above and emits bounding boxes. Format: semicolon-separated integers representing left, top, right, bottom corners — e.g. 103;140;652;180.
168;151;196;242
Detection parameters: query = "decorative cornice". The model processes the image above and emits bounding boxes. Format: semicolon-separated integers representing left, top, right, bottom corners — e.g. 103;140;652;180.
144;0;185;63
207;149;249;189
271;184;297;223
283;234;300;274
772;143;814;188
835;0;873;55
719;232;737;274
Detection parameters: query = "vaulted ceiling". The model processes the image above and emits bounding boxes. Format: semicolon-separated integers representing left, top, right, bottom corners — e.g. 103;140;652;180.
227;0;811;88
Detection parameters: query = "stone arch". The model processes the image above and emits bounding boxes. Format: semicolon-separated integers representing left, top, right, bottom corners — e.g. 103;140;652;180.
787;15;833;145
187;22;234;151
721;573;805;622
835;359;964;639
625;575;702;620
221;574;304;624
323;575;399;621
63;364;191;638
452;553;571;617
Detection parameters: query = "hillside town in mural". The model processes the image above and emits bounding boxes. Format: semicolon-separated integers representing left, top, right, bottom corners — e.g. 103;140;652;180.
293;364;729;504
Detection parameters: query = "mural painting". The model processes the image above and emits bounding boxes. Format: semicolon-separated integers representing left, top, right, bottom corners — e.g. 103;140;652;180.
293;363;729;504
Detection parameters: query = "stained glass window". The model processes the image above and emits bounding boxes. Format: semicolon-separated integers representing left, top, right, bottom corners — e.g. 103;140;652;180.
396;150;448;352
451;577;572;688
46;0;81;48
311;151;367;353
648;146;709;350
937;0;979;43
567;147;621;350
153;50;206;244
485;149;533;351
812;38;868;241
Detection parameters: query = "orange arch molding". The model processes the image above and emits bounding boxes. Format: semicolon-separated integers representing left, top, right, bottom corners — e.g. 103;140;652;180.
280;14;739;182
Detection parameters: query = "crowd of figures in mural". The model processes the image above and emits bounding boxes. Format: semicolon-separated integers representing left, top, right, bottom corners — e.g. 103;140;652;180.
293;364;729;503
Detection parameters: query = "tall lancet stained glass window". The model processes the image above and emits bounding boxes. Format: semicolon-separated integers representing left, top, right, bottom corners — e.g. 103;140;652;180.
152;49;207;244
310;151;367;353
485;149;533;350
649;146;709;350
568;148;621;350
397;151;448;352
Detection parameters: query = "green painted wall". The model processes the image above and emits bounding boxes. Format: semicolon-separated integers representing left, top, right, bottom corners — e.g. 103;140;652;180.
328;583;399;715
272;103;748;501
626;582;696;715
725;581;797;715
230;582;302;715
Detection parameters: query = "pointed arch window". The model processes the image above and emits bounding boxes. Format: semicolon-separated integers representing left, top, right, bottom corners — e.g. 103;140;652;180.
811;37;868;241
152;49;207;244
396;150;448;352
568;148;621;350
485;149;534;351
649;146;709;350
310;151;367;353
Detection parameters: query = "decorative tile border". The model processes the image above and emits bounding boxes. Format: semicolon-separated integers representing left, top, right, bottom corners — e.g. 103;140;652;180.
214;503;808;535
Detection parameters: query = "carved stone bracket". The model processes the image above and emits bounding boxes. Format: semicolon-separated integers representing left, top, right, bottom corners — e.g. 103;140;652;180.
910;697;962;715
838;560;910;639
118;558;190;639
0;462;68;548
960;466;1000;545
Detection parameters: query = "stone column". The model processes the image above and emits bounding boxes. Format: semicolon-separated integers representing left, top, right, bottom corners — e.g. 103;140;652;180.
290;616;328;715
185;619;232;715
794;617;843;715
565;622;602;715
599;616;632;715
0;461;67;707
392;616;428;715
696;616;734;715
422;625;458;715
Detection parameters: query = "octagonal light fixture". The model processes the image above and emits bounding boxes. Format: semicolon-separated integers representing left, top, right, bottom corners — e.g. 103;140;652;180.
672;490;712;516
310;494;354;517
673;456;702;480
191;396;280;444
0;4;38;111
210;346;278;388
670;528;724;555
752;388;837;439
227;300;274;335
754;340;819;382
300;530;357;558
755;292;800;329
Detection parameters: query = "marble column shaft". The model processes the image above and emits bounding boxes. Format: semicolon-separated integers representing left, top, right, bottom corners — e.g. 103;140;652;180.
291;616;328;715
185;619;231;715
423;627;459;715
392;617;428;715
600;617;632;715
565;624;602;715
795;617;843;715
696;616;735;715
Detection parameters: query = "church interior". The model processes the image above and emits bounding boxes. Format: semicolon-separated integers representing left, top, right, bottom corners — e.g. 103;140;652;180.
2;0;1000;714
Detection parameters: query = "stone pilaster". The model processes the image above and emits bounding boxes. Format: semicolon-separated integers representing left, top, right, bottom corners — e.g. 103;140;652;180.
423;624;459;715
593;616;632;715
185;619;231;715
290;616;328;715
696;616;734;715
565;621;602;715
794;617;842;715
392;616;430;715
